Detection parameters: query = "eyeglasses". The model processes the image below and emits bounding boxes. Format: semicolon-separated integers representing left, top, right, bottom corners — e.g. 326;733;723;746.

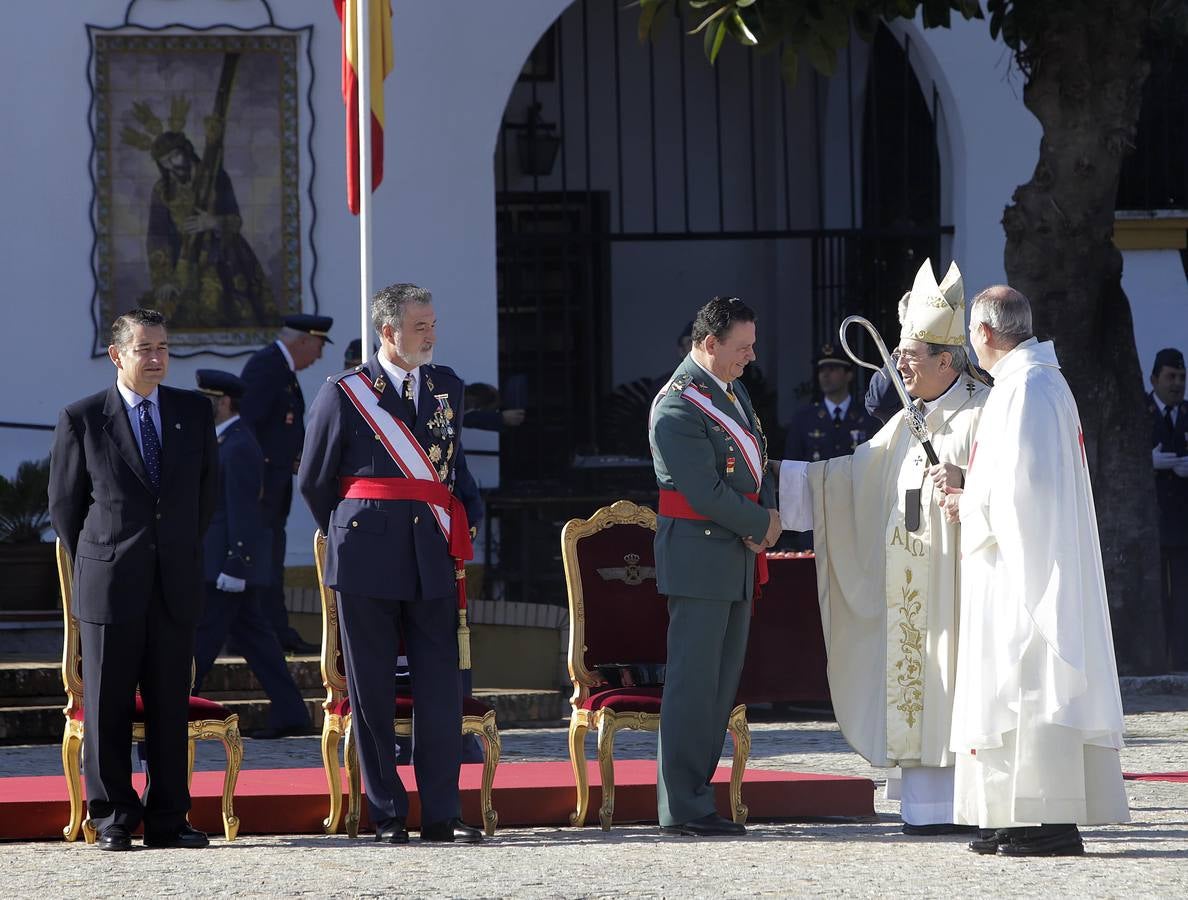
893;347;935;364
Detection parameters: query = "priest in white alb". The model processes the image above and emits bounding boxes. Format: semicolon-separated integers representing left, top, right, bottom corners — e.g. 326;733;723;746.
942;286;1129;857
775;260;990;834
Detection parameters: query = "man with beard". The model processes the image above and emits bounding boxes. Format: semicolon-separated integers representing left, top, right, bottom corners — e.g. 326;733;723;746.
299;283;484;844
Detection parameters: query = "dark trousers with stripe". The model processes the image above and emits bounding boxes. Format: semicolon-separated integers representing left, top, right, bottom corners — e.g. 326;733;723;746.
656;594;751;826
337;587;462;828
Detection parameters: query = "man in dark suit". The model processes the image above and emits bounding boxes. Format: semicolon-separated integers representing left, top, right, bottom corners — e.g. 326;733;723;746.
48;308;217;851
239;313;333;653
649;296;780;837
192;370;312;738
299;283;484;845
1148;347;1188;669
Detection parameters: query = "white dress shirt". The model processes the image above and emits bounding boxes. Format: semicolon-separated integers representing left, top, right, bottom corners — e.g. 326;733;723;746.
824;397;852;420
115;381;162;458
692;359;746;421
275;338;295;372
215;415;240;439
377;353;421;413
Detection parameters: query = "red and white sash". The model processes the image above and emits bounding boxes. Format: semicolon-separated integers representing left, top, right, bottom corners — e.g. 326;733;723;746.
655;382;763;490
337;371;453;543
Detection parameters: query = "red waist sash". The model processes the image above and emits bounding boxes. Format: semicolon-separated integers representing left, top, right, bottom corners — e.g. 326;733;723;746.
339;476;473;563
657;488;769;596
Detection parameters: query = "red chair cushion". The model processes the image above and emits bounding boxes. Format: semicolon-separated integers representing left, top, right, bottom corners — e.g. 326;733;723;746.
580;686;663;713
329;693;493;719
575;523;669;672
71;693;233;723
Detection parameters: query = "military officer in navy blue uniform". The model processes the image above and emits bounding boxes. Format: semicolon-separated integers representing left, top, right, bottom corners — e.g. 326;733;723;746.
191;370;312;738
299;283;484;844
240;313;333;653
786;345;882;462
1149;347;1188;669
783;346;880;550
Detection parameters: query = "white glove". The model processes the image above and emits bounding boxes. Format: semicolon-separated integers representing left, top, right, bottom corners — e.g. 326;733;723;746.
216;572;247;593
1153;449;1179;471
1174;457;1188;479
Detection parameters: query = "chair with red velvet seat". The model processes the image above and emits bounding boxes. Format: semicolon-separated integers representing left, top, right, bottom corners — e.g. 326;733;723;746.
55;540;243;843
561;500;750;830
313;530;501;838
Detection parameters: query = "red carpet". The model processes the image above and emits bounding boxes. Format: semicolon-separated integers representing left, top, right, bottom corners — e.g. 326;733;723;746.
1123;771;1188;783
0;761;874;841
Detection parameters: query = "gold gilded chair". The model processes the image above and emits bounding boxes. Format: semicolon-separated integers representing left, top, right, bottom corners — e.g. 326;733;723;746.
561;500;750;830
313;530;501;838
56;540;243;843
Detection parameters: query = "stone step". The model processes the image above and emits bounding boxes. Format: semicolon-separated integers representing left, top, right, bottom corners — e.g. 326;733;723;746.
0;688;563;746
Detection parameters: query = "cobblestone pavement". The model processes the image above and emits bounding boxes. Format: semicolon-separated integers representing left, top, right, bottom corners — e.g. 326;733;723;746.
3;699;1186;897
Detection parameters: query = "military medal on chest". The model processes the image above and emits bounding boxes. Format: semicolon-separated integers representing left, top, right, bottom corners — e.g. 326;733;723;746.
429;393;456;441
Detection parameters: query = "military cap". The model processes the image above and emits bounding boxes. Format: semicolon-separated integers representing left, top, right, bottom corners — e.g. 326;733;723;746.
816;343;851;368
196;369;246;399
284;313;334;343
1152;347;1185;377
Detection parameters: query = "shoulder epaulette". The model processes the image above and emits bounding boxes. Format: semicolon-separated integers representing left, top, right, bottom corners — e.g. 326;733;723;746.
669;373;693;392
327;364;364;384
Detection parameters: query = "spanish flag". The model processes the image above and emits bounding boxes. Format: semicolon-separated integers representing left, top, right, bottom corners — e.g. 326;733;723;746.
334;0;394;215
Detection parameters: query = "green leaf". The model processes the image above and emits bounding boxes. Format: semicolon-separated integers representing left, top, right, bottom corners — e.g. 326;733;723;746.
709;16;728;62
803;34;837;77
688;3;730;35
730;9;759;44
781;45;800;89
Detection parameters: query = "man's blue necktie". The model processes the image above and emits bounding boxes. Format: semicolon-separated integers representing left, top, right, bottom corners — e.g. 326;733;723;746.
138;400;161;492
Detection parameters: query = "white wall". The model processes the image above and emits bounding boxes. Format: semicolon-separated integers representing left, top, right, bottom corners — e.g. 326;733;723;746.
0;0;570;563
0;0;1046;565
1123;249;1188;377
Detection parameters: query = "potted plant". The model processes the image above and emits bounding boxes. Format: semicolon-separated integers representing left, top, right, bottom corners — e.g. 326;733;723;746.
0;457;58;611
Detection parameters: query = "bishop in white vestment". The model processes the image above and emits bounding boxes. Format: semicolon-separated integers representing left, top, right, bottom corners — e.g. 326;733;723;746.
945;286;1129;857
778;260;989;830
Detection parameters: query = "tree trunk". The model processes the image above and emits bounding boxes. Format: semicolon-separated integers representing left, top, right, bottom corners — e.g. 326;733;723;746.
1001;1;1162;673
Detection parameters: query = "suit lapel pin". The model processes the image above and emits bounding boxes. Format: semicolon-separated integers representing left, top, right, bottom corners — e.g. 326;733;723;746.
373;373;387;393
426;373;435;392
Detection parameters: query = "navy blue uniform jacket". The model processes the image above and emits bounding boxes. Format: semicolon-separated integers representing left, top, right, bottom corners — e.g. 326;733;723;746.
785;399;881;462
240;342;304;516
203;418;273;585
298;358;483;601
1149;390;1188;548
48;384;218;625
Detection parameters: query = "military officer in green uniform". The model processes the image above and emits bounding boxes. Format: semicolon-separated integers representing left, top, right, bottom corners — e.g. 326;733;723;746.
649;296;780;837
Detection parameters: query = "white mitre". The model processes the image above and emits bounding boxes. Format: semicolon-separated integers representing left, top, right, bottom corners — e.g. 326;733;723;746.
900;259;965;346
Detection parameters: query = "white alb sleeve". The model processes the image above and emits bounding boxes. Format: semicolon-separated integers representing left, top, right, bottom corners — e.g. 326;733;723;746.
777;460;813;531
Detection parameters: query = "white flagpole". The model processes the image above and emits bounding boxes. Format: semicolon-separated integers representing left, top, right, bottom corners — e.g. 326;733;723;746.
356;0;373;364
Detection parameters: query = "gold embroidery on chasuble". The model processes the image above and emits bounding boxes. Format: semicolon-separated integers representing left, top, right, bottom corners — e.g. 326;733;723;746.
884;452;931;761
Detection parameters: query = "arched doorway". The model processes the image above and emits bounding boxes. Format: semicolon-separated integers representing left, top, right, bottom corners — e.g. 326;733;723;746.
485;3;951;600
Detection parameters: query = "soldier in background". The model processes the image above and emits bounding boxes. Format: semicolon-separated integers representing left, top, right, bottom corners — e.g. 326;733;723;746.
239;313;333;654
192;369;313;739
1148;347;1188;670
782;346;881;550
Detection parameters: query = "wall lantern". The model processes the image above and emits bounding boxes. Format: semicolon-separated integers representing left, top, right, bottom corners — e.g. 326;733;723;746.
514;103;561;177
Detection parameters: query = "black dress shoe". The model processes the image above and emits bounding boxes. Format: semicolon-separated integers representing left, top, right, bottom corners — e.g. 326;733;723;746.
968;829;1013;854
660;813;746;837
143;824;209;849
998;824;1084;857
902;822;978;836
96;824;133;851
374;818;410;844
283;637;321;655
421;818;483;843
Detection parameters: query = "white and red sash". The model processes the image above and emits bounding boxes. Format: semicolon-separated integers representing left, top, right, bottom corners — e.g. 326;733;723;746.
337;370;453;544
679;386;764;490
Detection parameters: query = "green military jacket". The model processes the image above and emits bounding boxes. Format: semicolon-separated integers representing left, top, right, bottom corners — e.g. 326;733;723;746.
649;355;776;603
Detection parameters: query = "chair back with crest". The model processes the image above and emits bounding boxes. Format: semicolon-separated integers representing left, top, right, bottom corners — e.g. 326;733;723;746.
313;530;348;713
56;540;84;720
561;500;668;710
